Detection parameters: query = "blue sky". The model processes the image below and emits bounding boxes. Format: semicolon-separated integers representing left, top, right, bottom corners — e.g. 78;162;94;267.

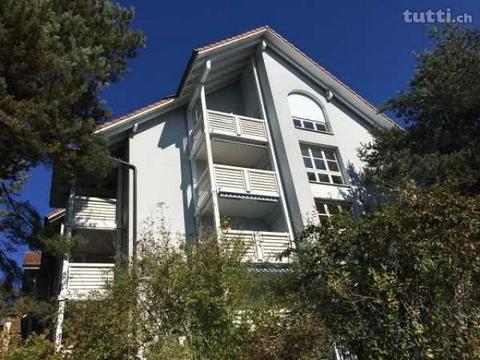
12;0;479;263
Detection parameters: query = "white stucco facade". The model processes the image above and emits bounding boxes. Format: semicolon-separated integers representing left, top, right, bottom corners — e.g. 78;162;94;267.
129;108;195;244
258;50;375;229
123;44;382;239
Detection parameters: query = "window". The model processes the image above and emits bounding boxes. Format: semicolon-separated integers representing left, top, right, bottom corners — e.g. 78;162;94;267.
315;199;351;227
293;117;328;133
288;93;330;133
301;144;345;185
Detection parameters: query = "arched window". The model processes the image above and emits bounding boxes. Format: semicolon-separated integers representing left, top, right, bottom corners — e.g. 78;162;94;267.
287;93;330;133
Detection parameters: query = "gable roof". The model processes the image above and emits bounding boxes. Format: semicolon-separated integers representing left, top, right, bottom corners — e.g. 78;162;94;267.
96;26;396;136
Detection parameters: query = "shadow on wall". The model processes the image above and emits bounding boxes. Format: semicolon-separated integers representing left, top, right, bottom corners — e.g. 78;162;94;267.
137;109;196;244
340;162;393;217
158;111;196;244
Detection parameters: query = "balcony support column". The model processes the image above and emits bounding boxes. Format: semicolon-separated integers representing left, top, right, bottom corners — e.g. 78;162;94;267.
54;184;74;351
199;72;221;237
251;55;294;240
254;232;264;262
234;115;242;136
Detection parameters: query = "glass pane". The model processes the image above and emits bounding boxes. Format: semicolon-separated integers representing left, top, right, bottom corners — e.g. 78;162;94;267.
307;172;317;182
303;157;313;168
311;148;324;158
331;175;344;184
328;203;340;214
327;161;339;172
304;121;314;130
314;159;326;170
318;174;330;183
301;146;309;156
293;119;302;128
316;202;327;214
319;215;330;227
315;123;327;132
324;149;336;160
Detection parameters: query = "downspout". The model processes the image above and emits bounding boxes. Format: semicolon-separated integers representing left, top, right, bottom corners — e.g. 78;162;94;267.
109;156;137;267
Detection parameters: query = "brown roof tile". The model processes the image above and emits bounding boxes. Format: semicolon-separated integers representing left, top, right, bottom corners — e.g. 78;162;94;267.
95;96;175;132
46;208;65;220
23;251;42;267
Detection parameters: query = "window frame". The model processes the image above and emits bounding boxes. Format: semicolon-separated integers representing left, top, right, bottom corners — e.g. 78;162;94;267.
314;199;351;227
300;144;346;186
292;116;331;134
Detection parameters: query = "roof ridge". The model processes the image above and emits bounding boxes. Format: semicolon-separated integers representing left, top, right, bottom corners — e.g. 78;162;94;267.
195;25;269;53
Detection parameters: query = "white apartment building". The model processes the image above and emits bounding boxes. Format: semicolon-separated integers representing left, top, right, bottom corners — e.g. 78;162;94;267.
32;26;395;346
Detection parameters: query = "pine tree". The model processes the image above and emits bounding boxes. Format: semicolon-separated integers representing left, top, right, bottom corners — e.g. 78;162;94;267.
0;0;145;285
361;26;480;194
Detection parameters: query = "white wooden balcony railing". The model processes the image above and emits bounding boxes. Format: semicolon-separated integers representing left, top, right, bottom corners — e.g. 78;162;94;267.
189;116;204;155
214;164;279;197
72;196;116;229
66;263;114;299
194;170;211;212
222;230;291;264
189;110;268;156
207;110;268;142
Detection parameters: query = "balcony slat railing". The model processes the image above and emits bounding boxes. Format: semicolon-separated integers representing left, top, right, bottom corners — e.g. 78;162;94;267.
221;230;291;264
257;232;291;263
194;170;211;212
208;111;237;133
66;263;114;299
190;118;204;154
249;171;278;194
214;164;279;197
222;230;258;261
72;196;116;230
207;110;268;142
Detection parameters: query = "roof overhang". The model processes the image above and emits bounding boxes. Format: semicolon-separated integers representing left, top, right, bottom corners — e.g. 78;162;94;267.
45;208;65;224
95;26;397;138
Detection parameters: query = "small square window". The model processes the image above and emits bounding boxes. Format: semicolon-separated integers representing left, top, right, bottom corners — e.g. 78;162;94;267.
301;147;309;156
331;175;344;184
324;149;336;160
293;119;302;128
303;157;313;168
319;215;330;227
315;123;327;132
328;203;340;214
314;159;326;170
307;172;317;182
303;121;314;130
327;161;339;172
316;203;327;214
318;174;330;183
311;148;324;159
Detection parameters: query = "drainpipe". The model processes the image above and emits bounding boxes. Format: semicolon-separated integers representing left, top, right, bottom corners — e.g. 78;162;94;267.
109;156;137;267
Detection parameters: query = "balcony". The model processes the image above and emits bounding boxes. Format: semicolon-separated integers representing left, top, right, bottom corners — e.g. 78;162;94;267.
222;230;291;264
72;196;116;230
194;165;279;214
190;110;268;157
207;110;268;142
214;164;279;197
65;263;114;299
